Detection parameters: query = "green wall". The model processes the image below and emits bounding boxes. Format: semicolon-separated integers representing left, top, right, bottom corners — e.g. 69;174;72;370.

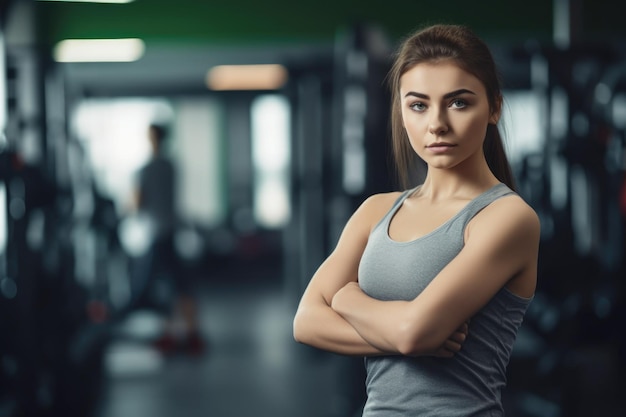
35;0;564;47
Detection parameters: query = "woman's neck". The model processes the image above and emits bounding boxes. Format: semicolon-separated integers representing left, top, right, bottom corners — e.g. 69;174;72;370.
418;165;499;202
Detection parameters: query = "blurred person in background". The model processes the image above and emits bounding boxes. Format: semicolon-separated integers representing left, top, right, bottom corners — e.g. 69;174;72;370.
132;123;206;356
293;24;540;416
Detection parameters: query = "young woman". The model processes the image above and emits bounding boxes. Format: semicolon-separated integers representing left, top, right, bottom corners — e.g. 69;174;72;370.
293;24;540;416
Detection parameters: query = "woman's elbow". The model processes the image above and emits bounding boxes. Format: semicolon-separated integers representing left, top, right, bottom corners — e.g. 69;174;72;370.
396;337;425;356
292;320;304;344
292;309;311;344
396;322;440;356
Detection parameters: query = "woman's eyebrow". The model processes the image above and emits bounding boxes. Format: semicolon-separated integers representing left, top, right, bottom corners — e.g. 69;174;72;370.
403;88;477;99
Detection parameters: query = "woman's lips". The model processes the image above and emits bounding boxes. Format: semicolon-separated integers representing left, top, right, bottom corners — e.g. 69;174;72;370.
427;142;456;153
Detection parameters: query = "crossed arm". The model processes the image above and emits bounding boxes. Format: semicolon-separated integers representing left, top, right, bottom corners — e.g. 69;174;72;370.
292;192;540;357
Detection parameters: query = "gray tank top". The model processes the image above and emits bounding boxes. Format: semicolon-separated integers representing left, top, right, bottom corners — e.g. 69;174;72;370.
358;183;532;417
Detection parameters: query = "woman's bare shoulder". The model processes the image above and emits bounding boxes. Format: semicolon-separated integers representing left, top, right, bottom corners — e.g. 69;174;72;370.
473;193;540;239
493;194;539;223
360;190;405;212
355;190;406;228
362;190;405;206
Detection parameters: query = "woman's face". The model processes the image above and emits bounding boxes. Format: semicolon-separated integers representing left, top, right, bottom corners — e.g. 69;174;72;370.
399;61;498;171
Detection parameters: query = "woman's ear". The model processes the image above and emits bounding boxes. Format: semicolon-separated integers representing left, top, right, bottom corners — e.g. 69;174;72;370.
489;95;502;124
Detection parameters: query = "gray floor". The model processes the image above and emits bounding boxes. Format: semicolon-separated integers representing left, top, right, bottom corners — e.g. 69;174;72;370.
94;262;624;417
95;272;365;417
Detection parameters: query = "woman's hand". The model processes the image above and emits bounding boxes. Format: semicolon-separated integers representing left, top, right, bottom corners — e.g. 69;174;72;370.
429;321;469;358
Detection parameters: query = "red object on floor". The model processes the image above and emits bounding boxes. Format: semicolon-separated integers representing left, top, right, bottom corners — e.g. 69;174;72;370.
152;332;207;356
182;332;206;356
152;333;178;355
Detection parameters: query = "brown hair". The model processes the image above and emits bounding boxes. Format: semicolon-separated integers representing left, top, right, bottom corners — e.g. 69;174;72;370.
387;24;516;190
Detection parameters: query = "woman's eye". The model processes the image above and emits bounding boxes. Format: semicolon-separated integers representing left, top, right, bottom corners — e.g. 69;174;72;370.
450;99;467;109
410;102;426;112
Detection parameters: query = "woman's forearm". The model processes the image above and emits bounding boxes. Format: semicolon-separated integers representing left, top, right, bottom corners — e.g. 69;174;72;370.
293;301;390;356
332;284;469;357
331;282;412;354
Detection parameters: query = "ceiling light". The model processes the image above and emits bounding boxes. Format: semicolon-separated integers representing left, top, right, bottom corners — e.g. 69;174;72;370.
206;64;288;91
38;1;135;4
53;38;145;62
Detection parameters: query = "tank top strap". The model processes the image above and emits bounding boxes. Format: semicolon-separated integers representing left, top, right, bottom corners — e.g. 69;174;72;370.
457;183;516;229
371;187;418;233
393;187;417;210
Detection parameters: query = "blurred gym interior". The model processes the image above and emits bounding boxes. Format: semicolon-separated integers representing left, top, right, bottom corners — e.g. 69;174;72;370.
1;0;625;416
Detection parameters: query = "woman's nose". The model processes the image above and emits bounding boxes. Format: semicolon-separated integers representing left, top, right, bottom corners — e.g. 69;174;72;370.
428;111;449;135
